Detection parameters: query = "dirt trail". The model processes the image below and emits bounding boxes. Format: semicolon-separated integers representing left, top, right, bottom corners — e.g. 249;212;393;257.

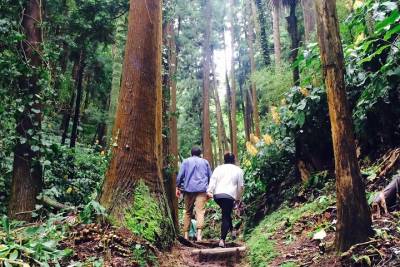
160;240;249;267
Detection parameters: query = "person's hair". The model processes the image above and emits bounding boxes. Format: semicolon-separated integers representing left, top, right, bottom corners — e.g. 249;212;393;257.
224;152;235;164
191;146;202;157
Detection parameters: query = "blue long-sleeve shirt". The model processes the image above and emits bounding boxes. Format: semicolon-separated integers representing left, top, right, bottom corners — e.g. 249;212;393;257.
176;156;212;193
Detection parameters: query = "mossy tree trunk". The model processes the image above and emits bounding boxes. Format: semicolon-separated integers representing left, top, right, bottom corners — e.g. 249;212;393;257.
315;0;373;252
254;0;271;66
99;1;173;245
8;0;44;221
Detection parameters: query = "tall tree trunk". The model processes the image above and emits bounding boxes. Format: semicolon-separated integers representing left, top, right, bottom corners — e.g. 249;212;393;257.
239;82;250;141
250;0;262;51
228;0;238;159
211;53;228;164
246;88;254;138
254;0;270;66
166;19;179;230
286;0;300;86
107;16;126;141
271;0;282;67
61;87;76;145
60;58;79;145
301;0;316;43
70;50;85;148
99;0;170;230
245;2;261;137
201;0;213;166
8;0;43;221
315;0;373;252
223;27;232;151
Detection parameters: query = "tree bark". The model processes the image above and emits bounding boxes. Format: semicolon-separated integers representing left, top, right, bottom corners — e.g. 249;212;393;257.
69;50;85;148
228;0;238;159
201;0;213;166
245;2;260;137
239;82;250;141
99;0;168;223
8;0;43;221
223;27;232;151
286;0;300;86
250;0;262;52
246;88;254;139
271;0;282;67
211;52;228;164
166;19;179;230
315;0;373;252
254;0;270;66
301;0;316;43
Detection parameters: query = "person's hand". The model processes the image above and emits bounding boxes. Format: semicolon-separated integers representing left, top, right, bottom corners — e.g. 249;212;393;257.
207;192;213;199
176;187;181;198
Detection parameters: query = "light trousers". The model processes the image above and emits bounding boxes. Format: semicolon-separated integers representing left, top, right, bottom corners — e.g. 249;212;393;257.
183;192;208;232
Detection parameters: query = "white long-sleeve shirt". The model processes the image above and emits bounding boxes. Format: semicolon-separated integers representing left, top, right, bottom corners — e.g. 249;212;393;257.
207;164;244;200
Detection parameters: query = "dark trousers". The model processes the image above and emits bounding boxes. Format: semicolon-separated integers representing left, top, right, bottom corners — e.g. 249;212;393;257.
215;198;234;241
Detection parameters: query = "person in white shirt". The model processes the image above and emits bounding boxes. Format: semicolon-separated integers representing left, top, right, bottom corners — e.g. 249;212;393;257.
207;152;244;247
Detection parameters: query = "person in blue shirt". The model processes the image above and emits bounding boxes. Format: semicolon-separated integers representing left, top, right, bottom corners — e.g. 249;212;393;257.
176;146;212;241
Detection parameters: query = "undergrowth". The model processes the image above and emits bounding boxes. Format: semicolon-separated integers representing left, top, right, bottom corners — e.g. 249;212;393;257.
246;195;334;267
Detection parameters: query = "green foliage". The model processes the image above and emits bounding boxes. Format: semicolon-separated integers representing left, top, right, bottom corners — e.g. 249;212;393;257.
253;65;293;109
125;182;164;245
42;144;108;206
344;0;400;156
305;171;330;189
132;244;158;267
79;200;107;224
0;214;73;265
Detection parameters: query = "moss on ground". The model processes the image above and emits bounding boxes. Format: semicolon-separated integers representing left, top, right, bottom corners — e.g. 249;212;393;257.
245;196;334;267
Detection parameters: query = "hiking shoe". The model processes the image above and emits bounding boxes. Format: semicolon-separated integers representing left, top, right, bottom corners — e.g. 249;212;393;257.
218;240;225;248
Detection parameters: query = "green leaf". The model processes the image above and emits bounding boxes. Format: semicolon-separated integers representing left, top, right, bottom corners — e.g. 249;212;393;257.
9;250;18;260
375;9;400;31
297;112;305;127
31;108;40;114
358;45;391;64
384;24;400;40
31;145;40;152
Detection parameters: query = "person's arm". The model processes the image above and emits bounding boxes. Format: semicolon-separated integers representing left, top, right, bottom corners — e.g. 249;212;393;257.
176;161;186;197
206;161;212;181
237;169;245;201
207;168;218;198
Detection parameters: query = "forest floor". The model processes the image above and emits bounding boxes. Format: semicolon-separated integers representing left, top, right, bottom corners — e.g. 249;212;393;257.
244;148;400;267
